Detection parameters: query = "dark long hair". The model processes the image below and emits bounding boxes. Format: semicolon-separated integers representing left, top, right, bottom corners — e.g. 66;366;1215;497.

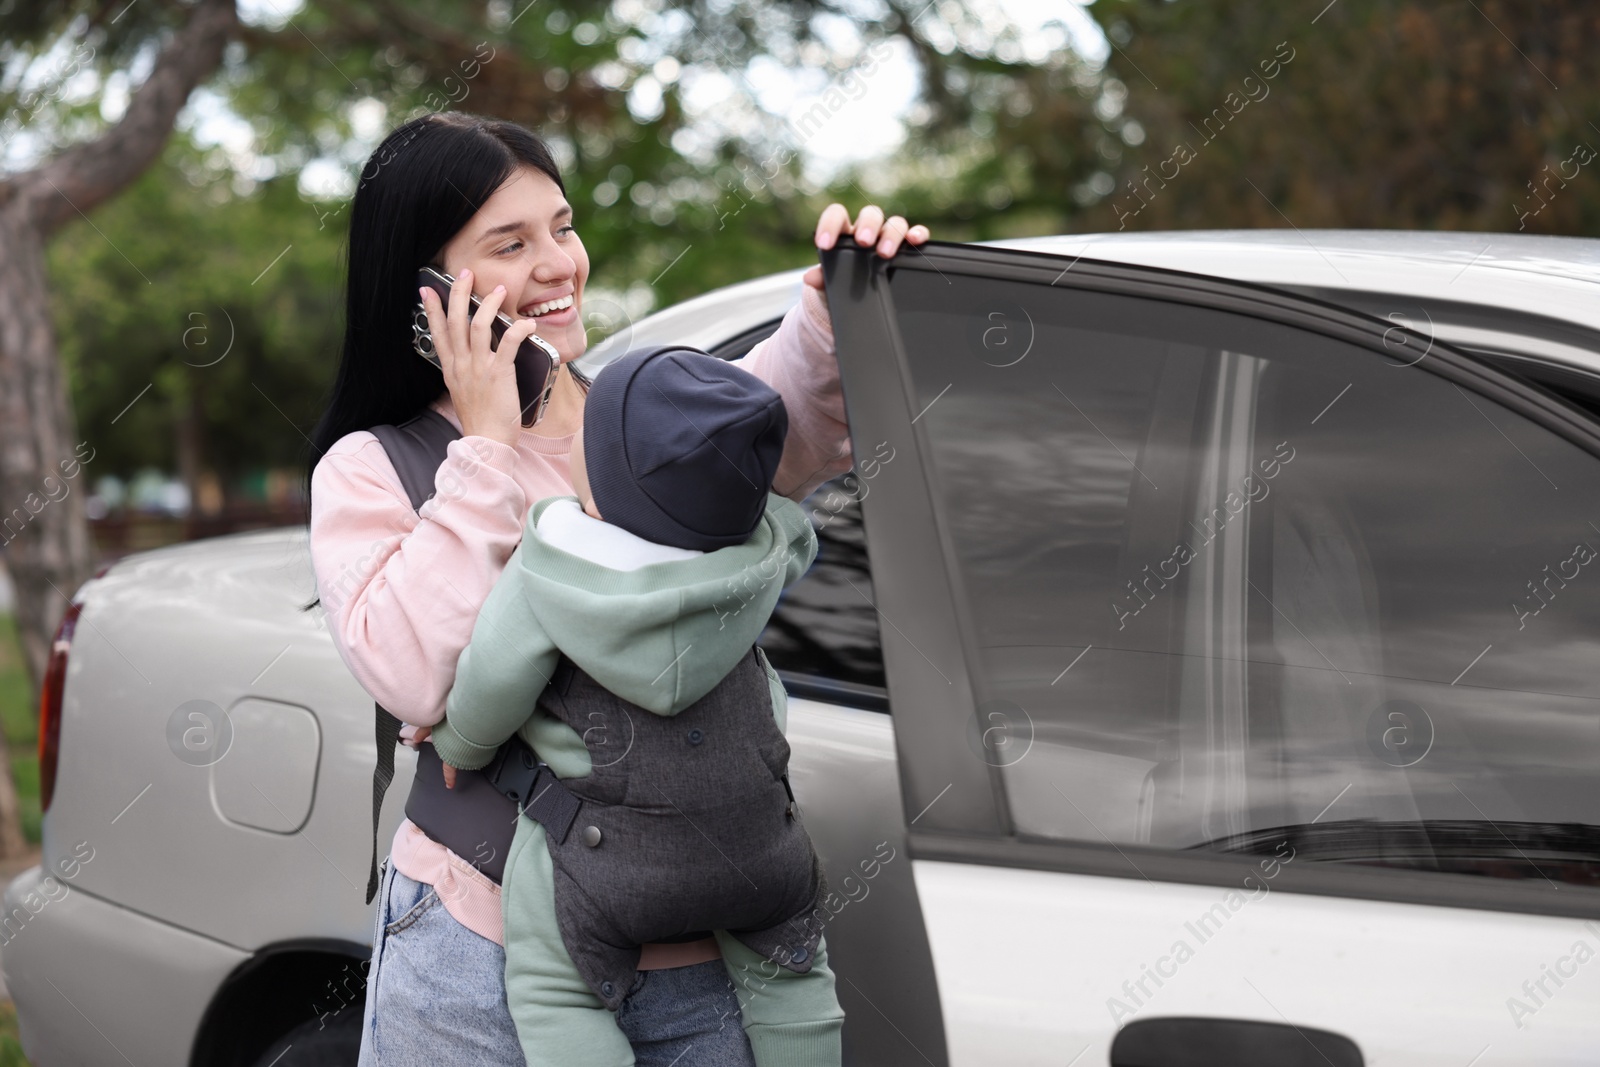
300;111;565;610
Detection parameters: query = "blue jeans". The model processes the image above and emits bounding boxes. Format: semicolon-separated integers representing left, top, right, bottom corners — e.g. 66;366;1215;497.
357;858;757;1066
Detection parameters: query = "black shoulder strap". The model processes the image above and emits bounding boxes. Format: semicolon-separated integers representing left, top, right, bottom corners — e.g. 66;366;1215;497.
363;405;463;904
370;407;463;512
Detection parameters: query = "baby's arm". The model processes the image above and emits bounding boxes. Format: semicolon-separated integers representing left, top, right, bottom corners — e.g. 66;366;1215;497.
431;542;561;771
775;495;820;590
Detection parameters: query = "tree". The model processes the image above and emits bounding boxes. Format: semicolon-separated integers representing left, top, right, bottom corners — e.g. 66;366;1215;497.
48;147;348;499
0;0;237;858
1074;0;1600;234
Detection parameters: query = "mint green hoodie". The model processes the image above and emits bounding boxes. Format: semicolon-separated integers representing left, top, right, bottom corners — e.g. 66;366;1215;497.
430;492;818;776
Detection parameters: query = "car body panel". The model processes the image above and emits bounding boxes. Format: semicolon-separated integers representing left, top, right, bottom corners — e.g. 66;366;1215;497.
996;230;1600;378
993;229;1600;335
41;529;402;952
915;859;1600;1067
1;865;248;1067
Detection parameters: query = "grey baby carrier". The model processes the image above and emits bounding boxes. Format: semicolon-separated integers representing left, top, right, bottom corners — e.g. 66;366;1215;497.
534;651;827;1010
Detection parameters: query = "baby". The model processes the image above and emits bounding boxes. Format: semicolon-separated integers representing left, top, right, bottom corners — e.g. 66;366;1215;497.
430;345;845;1067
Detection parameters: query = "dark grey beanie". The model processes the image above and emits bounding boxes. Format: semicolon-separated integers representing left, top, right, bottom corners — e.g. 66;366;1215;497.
583;345;789;551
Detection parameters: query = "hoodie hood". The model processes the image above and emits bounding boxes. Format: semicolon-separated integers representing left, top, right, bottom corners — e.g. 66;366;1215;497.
513;492;817;715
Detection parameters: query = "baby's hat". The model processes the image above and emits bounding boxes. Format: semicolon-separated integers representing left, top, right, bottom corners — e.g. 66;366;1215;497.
582;344;788;551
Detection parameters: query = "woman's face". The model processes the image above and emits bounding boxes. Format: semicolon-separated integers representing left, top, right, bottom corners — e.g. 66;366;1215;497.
435;166;591;365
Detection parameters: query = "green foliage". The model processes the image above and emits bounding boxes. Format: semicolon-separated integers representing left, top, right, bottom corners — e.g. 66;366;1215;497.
41;0;864;491
0;613;39;846
0;998;28;1067
1079;0;1600;234
49;140;346;486
27;0;1600;499
0;614;32;753
11;757;38;846
0;0;203;156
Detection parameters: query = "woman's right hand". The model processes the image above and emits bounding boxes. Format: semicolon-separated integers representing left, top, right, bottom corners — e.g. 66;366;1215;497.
418;267;535;448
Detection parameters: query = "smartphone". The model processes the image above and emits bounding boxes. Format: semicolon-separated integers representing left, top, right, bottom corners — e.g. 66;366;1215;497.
412;266;562;427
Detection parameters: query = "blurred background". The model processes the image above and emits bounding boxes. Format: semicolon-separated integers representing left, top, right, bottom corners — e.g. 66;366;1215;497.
0;0;1596;1056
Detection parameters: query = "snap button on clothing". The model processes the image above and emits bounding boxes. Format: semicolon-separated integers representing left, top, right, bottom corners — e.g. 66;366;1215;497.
687;728;704;745
601;980;615;998
582;825;603;847
790;946;809;964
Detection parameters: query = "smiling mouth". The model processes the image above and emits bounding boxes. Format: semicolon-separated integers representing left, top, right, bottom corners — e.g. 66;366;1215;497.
522;294;575;317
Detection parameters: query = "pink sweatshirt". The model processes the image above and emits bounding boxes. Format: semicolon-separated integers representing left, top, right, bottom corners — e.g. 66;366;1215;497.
309;283;851;949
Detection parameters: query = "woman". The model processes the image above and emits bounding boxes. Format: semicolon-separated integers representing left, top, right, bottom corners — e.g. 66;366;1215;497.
304;110;929;1065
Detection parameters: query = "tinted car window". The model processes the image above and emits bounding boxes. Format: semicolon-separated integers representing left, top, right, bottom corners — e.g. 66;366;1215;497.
758;474;887;702
894;267;1600;889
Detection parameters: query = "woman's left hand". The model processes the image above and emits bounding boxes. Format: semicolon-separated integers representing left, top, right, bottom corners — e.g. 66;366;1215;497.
802;204;930;291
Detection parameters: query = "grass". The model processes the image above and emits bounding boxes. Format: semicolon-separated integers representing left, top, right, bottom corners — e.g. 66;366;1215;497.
0;614;39;1063
0;1002;26;1066
0;615;37;846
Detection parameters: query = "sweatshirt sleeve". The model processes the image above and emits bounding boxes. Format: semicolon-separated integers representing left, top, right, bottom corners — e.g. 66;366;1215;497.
731;284;855;504
774;495;820;584
430;542;561;771
308;431;528;727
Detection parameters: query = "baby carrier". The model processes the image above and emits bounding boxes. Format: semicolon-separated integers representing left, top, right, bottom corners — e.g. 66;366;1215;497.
532;650;826;1009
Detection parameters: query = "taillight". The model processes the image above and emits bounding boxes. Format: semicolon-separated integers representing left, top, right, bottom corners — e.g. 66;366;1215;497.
39;600;82;814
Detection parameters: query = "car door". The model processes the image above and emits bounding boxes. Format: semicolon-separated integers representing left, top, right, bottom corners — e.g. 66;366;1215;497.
821;239;1600;1067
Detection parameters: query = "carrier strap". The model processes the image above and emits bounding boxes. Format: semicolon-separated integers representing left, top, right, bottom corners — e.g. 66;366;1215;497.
363;406;463;905
366;706;403;904
404;733;583;878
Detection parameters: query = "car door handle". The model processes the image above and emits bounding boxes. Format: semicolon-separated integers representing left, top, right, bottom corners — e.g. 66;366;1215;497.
1111;1016;1364;1067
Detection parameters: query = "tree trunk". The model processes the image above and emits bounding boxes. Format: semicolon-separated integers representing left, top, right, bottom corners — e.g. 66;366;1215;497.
0;0;237;858
0;213;68;859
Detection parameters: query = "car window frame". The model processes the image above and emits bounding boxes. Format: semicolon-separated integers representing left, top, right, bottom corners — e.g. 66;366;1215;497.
710;319;785;361
822;236;1600;921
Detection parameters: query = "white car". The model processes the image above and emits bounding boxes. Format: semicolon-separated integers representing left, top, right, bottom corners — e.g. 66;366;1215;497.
7;230;1600;1066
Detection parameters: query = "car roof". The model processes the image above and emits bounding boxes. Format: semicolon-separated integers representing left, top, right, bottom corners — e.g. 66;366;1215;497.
575;228;1600;378
983;229;1600;333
